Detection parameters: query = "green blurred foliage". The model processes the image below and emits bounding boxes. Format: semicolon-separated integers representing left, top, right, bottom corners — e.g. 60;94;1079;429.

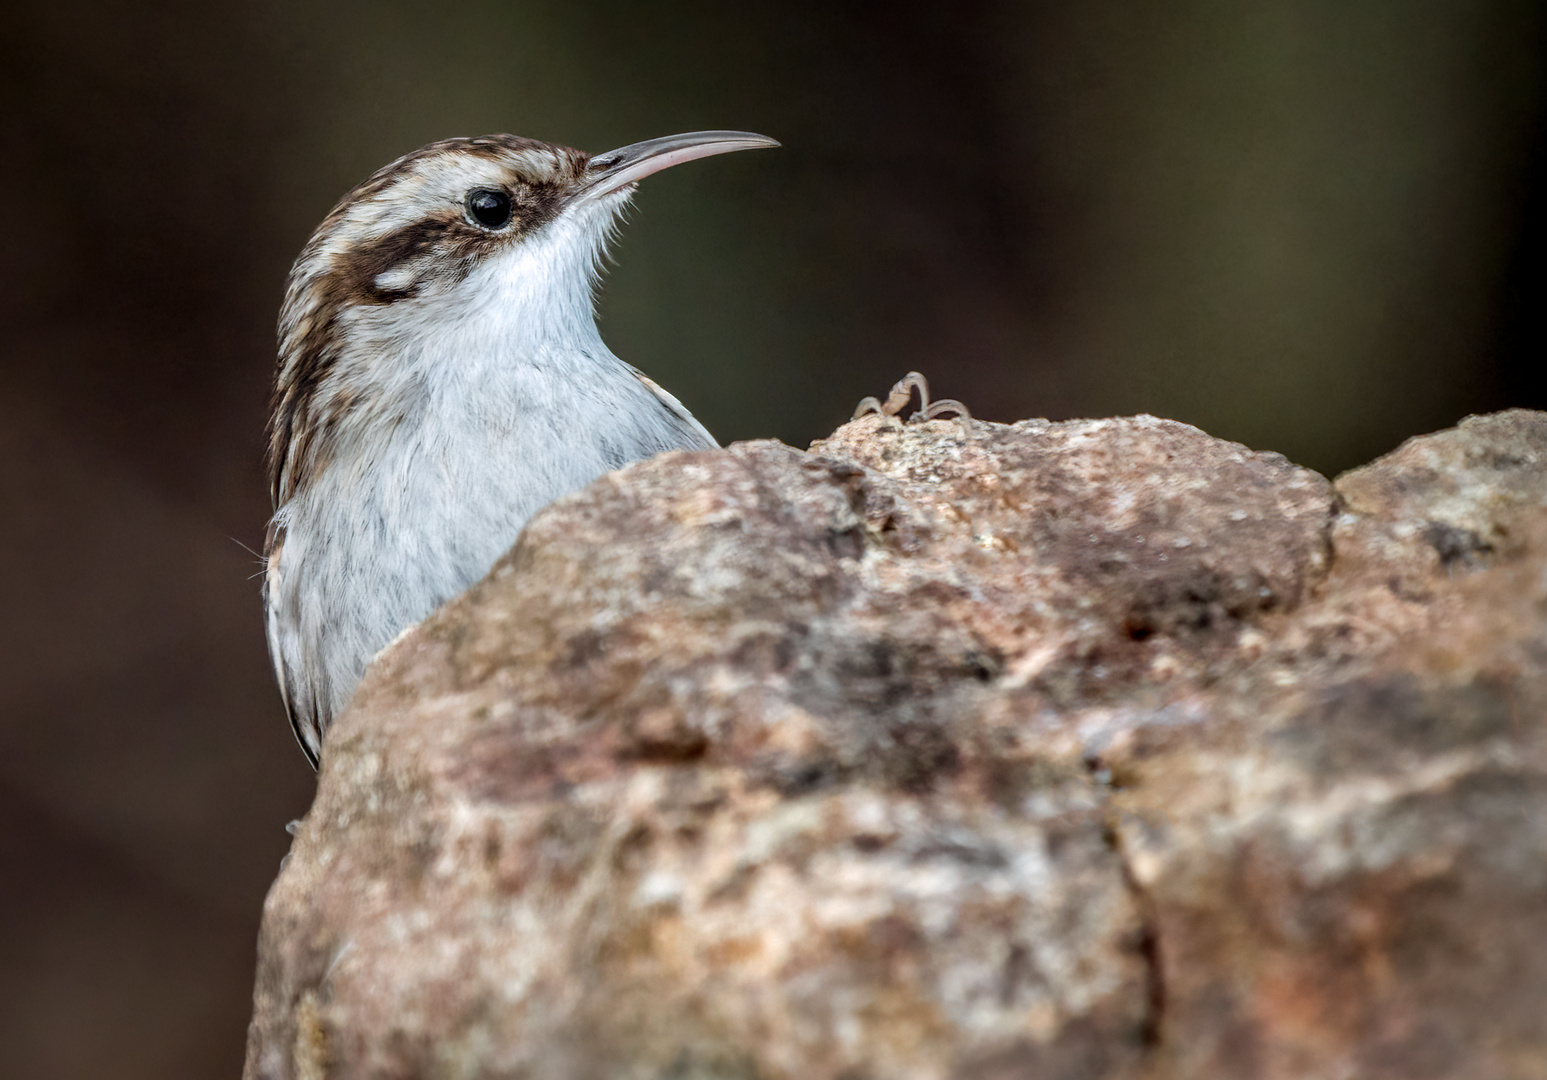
6;0;1544;482
235;0;1543;473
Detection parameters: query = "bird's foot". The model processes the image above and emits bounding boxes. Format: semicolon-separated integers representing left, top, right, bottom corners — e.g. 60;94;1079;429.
853;371;971;427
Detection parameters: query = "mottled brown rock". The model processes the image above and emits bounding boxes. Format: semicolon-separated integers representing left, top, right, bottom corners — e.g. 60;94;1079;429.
245;410;1547;1080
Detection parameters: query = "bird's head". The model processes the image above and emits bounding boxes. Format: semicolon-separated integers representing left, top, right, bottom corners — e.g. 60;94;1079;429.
268;130;776;504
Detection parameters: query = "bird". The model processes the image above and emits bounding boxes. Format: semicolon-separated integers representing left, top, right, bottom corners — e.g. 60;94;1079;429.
263;130;778;768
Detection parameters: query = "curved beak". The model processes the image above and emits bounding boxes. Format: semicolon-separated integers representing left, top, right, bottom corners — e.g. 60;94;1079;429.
575;130;779;204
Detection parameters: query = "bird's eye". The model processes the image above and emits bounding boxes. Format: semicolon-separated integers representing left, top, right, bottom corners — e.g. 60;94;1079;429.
466;188;513;229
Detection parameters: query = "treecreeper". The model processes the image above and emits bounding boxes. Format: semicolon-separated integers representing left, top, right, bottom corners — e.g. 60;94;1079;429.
263;130;778;767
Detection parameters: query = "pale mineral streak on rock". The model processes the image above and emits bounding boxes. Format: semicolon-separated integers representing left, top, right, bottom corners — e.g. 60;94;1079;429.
247;409;1547;1080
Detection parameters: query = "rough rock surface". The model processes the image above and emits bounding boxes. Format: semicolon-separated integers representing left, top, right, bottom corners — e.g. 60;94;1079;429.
246;409;1547;1080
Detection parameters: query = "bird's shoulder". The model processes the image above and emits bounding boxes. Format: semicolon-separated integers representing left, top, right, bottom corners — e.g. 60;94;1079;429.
625;364;718;449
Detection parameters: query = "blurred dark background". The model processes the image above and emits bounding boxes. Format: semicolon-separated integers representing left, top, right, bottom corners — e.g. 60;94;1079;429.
1;0;1542;1075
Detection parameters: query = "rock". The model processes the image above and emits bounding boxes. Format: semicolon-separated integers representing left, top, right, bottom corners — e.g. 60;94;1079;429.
245;410;1547;1080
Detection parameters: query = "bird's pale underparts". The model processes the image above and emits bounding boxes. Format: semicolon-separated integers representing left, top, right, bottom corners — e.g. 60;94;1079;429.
264;127;779;768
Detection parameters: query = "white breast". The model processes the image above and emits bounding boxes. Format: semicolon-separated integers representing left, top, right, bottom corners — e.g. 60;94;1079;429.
265;196;716;761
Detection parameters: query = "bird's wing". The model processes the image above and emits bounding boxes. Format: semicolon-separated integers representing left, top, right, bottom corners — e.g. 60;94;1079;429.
628;365;719;449
264;523;322;770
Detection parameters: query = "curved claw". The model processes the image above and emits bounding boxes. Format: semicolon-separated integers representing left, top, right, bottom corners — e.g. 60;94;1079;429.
852;395;887;421
852;372;971;428
853;372;930;420
916;398;971;423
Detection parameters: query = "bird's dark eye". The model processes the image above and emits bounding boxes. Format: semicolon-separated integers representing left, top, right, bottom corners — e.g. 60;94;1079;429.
466;188;513;229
